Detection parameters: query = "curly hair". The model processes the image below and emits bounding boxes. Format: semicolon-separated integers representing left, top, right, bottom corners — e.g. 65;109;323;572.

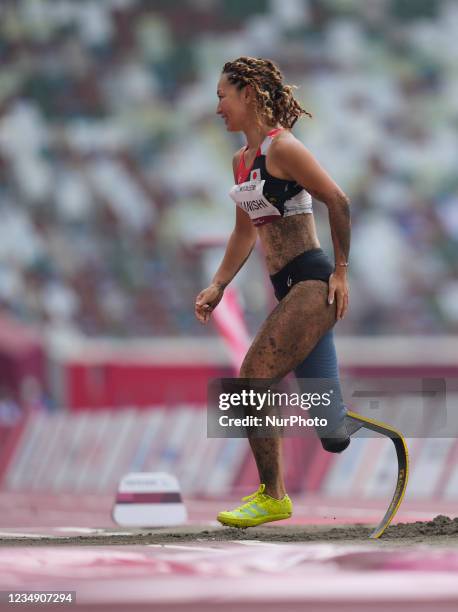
222;56;312;129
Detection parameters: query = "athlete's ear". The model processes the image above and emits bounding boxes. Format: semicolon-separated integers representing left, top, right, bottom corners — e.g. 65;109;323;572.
241;83;255;104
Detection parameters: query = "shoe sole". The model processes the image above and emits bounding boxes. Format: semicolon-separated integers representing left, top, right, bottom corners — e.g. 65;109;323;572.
217;512;292;528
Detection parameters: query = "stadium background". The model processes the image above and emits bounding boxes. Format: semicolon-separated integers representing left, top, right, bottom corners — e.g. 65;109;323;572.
0;0;458;520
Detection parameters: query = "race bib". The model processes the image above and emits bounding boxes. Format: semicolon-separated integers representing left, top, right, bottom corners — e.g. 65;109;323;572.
229;177;281;226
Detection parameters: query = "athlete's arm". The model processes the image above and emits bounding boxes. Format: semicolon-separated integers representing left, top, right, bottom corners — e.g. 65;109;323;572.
211;209;257;290
270;137;350;265
211;149;257;289
270;137;350;320
195;150;257;324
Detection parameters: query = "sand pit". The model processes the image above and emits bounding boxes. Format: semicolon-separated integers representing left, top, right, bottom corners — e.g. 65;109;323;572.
1;515;458;548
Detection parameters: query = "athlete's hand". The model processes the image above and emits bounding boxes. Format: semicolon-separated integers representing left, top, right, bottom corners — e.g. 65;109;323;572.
327;269;349;320
195;283;225;324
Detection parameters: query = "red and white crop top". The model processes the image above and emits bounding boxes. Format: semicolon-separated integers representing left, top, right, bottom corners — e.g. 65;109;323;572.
229;128;313;227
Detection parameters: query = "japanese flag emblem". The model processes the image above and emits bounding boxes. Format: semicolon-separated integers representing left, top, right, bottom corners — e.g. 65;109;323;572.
250;169;261;182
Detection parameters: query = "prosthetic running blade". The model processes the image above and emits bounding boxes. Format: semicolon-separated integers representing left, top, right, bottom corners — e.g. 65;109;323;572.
344;410;409;539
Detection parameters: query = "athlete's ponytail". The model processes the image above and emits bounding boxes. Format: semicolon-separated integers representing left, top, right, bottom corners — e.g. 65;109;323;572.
222;56;312;128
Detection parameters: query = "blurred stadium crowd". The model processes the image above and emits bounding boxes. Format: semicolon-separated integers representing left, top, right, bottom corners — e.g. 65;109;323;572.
0;0;457;337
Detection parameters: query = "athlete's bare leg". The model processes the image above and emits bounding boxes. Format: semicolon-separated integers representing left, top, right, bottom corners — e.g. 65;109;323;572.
239;280;336;499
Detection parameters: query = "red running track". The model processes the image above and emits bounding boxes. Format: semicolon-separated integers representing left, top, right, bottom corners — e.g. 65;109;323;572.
1;541;458;612
1;492;458;612
0;491;455;527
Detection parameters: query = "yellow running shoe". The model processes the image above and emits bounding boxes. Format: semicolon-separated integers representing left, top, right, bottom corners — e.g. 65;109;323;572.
217;484;292;528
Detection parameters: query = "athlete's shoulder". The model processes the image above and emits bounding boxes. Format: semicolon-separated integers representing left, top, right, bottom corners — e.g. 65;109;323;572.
269;131;311;168
269;130;302;155
232;146;245;168
232;146;245;180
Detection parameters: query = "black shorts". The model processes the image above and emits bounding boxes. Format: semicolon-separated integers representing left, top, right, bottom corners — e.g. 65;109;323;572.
269;248;334;301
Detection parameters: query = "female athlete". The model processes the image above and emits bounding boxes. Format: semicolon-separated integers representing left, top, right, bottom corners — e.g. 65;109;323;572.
195;56;351;528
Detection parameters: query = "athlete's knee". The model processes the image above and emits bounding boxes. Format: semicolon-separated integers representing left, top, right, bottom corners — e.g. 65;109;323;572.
239;358;275;379
240;366;282;382
239;361;254;378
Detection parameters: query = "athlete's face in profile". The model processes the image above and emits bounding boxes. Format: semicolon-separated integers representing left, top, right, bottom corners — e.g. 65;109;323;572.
216;73;253;132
